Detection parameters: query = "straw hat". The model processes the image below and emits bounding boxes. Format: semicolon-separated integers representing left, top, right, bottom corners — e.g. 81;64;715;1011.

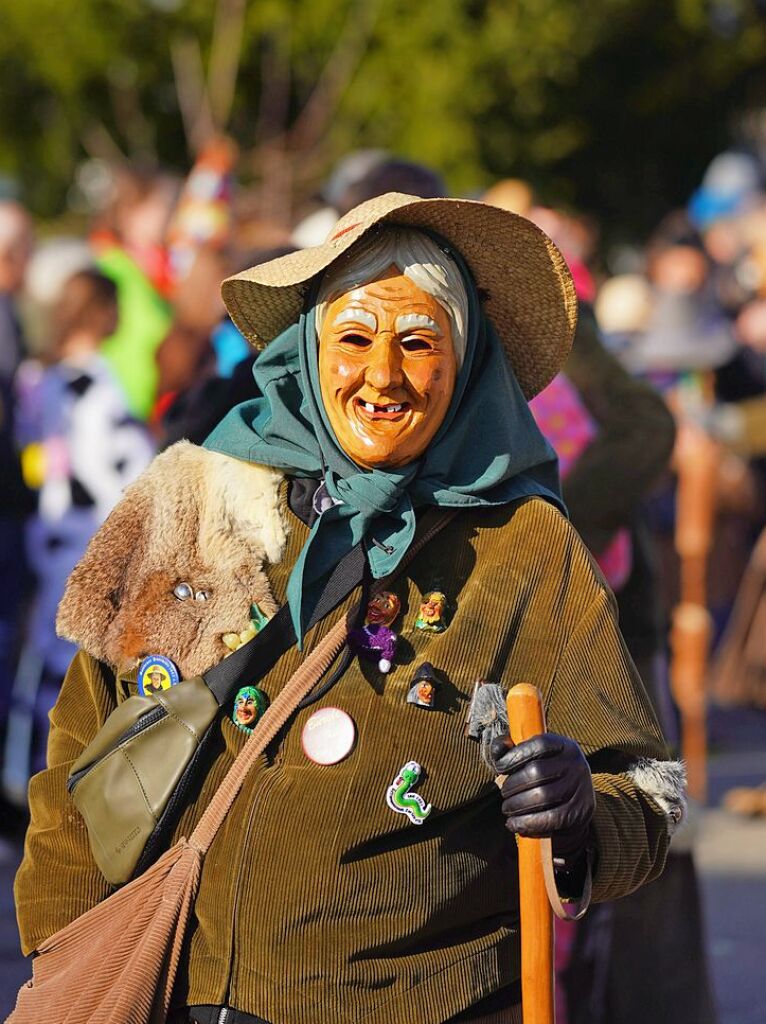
222;191;577;398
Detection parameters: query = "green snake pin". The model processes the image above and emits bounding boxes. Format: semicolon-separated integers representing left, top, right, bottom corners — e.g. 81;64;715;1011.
386;760;432;825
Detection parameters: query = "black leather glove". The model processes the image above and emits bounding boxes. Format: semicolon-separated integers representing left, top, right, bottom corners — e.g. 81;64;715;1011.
490;732;596;859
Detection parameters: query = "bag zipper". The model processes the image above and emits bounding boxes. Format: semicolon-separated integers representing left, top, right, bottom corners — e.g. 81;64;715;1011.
216;1008;233;1024
66;704;167;794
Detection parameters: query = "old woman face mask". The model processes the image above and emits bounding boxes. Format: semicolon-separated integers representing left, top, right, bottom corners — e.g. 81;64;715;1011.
318;265;458;469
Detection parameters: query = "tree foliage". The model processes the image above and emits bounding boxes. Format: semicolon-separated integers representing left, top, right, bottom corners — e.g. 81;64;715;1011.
2;0;766;238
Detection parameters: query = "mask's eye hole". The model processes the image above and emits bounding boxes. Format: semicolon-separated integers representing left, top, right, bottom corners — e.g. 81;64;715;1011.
401;337;432;353
195;590;210;602
173;582;193;601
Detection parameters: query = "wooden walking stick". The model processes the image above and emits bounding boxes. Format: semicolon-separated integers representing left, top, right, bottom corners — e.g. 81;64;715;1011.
506;683;555;1024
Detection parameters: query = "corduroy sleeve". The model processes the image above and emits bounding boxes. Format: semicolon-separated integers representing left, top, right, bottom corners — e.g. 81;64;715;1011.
545;587;675;903
14;650;116;955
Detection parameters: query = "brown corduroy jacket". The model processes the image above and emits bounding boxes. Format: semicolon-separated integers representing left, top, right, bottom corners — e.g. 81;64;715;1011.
16;492;674;1024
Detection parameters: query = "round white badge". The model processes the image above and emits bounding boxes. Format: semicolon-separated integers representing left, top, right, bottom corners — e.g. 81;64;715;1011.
301;707;357;765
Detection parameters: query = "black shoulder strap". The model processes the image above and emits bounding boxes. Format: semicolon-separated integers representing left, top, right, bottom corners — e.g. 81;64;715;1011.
203;541;367;706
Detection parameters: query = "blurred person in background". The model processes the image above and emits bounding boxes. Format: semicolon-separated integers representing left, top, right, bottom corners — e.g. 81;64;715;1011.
291;153;447;248
152;246;228;425
608;212;734;380
158;244;296;450
291;149;388;248
591;189;766;1018
594;273;655;364
333;156;447;214
152;138;243;435
21;237;96;357
481;178;534;218
90;165;176;420
641;211;764;402
5;270;153;792
526;205;599;305
600;212;766;637
561;309;717;1024
0;200;34;823
689;150;764;320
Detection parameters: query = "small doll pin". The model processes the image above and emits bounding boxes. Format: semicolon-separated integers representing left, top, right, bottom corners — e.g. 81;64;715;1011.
349;590;401;673
232;685;269;734
406;662;440;709
415;591;448;633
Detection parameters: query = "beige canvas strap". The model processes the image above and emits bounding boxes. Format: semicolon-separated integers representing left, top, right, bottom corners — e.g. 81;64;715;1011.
189;510;456;856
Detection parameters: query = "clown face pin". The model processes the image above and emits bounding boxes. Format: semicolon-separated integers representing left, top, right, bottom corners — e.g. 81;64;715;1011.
415;591;448;633
232;686;269;734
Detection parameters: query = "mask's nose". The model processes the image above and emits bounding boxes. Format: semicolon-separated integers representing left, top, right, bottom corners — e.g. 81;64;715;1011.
364;335;404;392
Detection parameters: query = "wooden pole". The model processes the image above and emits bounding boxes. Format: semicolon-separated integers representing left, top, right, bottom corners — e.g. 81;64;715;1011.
506;683;555;1024
671;421;719;803
669;602;712;802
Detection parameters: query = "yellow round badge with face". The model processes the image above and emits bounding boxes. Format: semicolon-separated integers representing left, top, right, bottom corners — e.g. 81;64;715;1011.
137;656;180;696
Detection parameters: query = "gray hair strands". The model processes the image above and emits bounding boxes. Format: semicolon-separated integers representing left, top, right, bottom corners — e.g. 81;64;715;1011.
315;227;469;368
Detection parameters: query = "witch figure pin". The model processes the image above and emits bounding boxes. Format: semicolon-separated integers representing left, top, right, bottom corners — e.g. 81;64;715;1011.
407;662;440;709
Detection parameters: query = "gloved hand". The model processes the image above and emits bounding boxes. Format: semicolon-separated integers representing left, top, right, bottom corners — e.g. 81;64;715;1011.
490;732;595;858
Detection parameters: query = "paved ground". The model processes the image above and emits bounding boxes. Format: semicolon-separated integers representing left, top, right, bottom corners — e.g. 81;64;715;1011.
697;812;766;1024
696;706;766;1024
0;836;27;1019
0;706;764;1021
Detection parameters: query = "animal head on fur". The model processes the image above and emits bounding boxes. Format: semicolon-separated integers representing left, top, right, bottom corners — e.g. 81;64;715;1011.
57;441;287;678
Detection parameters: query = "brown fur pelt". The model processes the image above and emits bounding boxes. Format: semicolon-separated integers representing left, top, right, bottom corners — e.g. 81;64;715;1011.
57;441;287;678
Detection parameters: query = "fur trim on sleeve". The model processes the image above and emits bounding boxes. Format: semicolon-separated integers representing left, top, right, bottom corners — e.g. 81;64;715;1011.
56;441;287;679
627;758;687;836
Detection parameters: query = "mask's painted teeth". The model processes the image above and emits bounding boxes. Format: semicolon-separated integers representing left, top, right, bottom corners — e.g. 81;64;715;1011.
360;401;405;413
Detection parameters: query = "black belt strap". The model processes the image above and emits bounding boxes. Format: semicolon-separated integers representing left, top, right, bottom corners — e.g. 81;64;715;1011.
203;541;368;706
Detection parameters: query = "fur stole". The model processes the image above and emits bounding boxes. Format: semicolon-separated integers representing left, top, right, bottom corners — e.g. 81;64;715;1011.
56;441;287;678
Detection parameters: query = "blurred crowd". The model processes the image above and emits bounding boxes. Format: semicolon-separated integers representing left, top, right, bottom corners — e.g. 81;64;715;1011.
3;142;766;1022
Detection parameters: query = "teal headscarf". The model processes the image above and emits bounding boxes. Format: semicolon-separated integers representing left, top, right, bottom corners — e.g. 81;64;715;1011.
205;242;564;643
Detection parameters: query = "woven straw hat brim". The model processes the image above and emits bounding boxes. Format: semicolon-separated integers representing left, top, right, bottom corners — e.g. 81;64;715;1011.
222;192;577;398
